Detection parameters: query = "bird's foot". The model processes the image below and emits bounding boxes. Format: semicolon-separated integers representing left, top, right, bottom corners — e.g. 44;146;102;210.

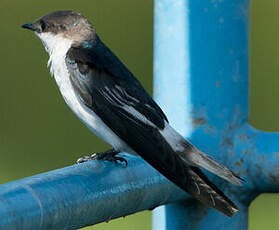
76;149;127;166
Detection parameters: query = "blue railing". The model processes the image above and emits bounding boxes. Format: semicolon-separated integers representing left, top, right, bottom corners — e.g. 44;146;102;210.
0;0;277;229
153;0;279;229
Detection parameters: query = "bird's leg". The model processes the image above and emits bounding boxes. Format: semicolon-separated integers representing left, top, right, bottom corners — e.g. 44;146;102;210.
91;149;128;165
77;149;127;166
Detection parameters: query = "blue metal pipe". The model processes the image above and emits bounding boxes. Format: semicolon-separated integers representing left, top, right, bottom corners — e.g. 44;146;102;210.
153;0;279;229
234;124;279;193
0;155;188;230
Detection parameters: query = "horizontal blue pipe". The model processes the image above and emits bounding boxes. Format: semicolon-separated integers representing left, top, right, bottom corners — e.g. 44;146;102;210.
0;154;188;230
1;123;278;230
233;124;279;193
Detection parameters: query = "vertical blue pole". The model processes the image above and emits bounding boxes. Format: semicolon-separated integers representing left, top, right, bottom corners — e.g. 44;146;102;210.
153;0;250;229
153;1;191;229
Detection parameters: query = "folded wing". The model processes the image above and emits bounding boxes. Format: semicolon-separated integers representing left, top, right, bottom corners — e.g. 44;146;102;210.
65;37;240;216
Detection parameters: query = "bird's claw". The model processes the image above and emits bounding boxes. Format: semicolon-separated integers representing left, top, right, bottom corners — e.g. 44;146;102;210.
76;155;91;164
91;153;128;166
76;151;128;166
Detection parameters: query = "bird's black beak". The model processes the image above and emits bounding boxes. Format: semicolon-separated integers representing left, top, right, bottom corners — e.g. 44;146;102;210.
22;23;36;31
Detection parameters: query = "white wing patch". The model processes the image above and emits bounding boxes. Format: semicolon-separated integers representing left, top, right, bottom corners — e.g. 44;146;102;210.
102;86;157;128
122;105;157;128
159;122;185;152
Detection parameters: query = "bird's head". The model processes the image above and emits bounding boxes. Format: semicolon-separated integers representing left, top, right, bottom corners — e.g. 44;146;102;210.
22;10;96;54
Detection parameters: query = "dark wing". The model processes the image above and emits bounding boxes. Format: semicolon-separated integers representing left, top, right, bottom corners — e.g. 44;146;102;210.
65;37;239;217
66;36;167;130
66;38;177;187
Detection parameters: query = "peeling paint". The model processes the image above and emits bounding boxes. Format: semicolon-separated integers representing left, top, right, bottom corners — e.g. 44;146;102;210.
235;162;241;167
235;158;244;167
192;117;207;128
269;173;279;183
203;125;217;137
222;137;234;148
238;134;250;142
191;106;209;129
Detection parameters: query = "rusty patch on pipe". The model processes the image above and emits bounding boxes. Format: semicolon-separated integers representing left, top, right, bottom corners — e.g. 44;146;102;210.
239;134;250;142
221;137;234;148
235;158;244;167
192;117;207;128
269;173;279;183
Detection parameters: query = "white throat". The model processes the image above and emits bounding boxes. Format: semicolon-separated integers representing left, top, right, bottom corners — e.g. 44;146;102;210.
36;32;73;78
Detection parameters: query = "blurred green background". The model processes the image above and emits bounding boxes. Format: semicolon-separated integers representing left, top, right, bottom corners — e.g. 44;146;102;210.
0;0;278;229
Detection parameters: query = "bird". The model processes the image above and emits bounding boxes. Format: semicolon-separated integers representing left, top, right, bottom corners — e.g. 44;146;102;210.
22;10;243;217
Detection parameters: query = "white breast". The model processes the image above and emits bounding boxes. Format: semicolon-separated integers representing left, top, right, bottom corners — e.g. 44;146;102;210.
36;32;132;152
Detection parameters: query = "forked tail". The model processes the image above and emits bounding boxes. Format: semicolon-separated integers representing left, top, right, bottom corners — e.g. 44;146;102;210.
150;123;243;216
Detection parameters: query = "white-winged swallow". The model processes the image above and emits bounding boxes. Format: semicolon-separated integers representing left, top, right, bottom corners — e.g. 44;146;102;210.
22;10;243;217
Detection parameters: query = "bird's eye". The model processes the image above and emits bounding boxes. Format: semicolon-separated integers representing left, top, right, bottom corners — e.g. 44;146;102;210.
60;24;67;30
40;20;46;31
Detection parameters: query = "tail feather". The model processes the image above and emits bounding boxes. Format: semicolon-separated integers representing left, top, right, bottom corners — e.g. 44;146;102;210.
189;167;238;216
161;124;243;185
122;123;241;216
180;141;243;186
143;144;239;216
